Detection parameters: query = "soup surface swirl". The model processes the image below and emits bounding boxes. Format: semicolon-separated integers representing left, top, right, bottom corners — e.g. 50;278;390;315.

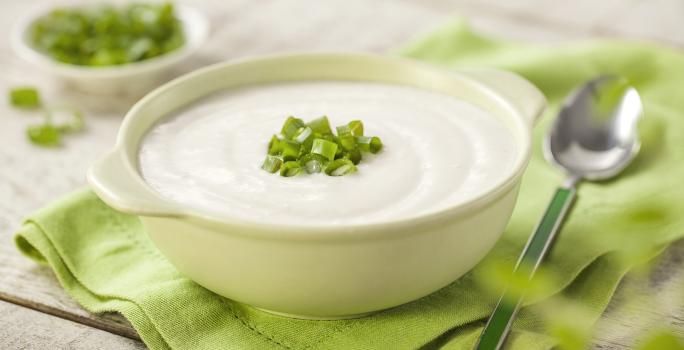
138;81;519;225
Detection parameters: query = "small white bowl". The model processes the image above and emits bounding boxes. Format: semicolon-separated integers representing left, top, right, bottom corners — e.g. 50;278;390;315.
11;3;209;95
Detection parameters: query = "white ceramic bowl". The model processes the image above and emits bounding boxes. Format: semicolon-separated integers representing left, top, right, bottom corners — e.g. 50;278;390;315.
88;53;545;319
11;3;209;95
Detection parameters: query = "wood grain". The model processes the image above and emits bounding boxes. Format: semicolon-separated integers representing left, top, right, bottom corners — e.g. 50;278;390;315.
0;300;145;350
0;0;682;349
592;240;684;349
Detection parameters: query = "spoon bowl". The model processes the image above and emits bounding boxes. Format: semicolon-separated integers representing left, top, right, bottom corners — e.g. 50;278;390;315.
544;76;643;181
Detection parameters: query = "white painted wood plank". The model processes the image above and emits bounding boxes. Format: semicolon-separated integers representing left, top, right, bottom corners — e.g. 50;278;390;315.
608;0;684;45
0;300;144;350
451;0;684;46
592;240;684;348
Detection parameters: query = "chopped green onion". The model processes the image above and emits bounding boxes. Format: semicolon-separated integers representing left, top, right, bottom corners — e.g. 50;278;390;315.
336;124;351;135
281;116;306;139
268;135;282;155
10;87;40;108
300;153;326;174
293;126;313;145
281;139;302;161
336;125;356;151
262;116;382;176
325;158;357;176
311;138;338;162
29;3;185;66
348;120;364;136
261;155;282;173
321;133;336;143
306;116;333;135
27;124;61;147
280;161;302;177
344;149;362;165
356;136;383;154
10;87;87;147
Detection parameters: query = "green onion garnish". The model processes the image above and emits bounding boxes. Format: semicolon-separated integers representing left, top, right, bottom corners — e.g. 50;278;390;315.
311;138;338;162
280;161;302;177
268;135;282;155
27;124;61;147
306;116;333;135
261;155;282;173
300;153;325;174
281;139;302;161
10;87;40;108
348;120;364;136
293;126;314;146
344;149;362;165
262;116;382;177
325;159;357;176
336;125;356;151
281;116;306;139
356;136;383;154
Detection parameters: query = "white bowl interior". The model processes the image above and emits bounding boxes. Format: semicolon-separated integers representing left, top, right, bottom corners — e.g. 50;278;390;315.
104;54;535;229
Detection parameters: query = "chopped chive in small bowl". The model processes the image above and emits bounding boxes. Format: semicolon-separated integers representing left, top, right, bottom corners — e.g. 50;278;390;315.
11;3;209;94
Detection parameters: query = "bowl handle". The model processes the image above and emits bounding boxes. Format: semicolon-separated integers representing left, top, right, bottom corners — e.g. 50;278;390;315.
87;150;180;217
461;69;546;127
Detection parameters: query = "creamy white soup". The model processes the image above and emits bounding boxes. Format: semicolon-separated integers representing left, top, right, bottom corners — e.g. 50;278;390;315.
138;81;519;225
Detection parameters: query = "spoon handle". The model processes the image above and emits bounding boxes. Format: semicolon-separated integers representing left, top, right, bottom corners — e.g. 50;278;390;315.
475;187;576;350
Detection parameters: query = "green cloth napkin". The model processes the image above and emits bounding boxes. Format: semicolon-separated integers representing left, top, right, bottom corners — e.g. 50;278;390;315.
15;21;684;349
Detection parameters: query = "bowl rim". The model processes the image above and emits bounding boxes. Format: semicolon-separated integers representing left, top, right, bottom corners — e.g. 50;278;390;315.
10;2;209;78
89;52;544;240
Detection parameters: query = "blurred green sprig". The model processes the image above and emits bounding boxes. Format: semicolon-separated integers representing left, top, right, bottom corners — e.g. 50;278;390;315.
636;330;684;350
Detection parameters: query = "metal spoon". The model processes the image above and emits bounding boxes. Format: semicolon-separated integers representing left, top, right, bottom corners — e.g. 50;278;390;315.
475;76;643;350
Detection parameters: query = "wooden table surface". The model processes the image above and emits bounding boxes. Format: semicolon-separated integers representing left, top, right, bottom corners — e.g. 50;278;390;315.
1;0;683;349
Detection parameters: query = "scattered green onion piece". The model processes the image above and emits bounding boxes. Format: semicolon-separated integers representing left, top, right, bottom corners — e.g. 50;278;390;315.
356;136;383;154
27;124;61;147
311;138;338;162
336;125;356;150
268;135;282;155
281;139;302;161
10;87;40;108
306;116;333;135
348;120;364;136
325;158;357;176
344;149;362;165
280;161;302;177
50;106;85;133
300;153;326;174
281;116;306;139
261;155;282;173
